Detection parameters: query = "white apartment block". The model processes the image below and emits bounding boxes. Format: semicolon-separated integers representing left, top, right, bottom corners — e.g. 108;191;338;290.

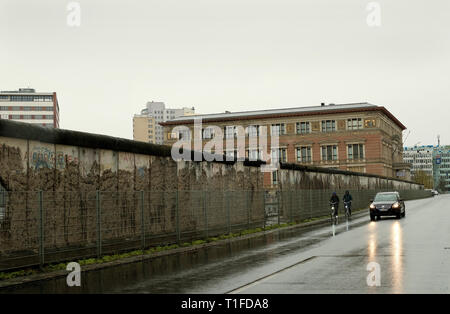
403;145;434;175
134;101;195;144
0;88;60;128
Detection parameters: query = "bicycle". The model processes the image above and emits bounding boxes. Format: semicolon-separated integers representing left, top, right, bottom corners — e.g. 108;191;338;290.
330;202;339;225
344;201;352;220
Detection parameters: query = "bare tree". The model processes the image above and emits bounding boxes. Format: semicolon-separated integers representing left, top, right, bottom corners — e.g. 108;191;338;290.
412;170;433;189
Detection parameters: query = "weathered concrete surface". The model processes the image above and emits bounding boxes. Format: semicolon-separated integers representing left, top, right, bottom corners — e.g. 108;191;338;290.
0;135;266;259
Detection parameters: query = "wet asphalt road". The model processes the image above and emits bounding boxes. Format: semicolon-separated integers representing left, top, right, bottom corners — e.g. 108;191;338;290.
227;194;450;294
3;194;449;294
119;194;450;294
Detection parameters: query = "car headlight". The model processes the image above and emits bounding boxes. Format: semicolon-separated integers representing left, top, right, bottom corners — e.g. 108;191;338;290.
369;203;376;210
392;202;400;209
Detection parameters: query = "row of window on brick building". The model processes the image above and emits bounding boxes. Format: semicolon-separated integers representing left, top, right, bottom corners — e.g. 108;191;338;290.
237;143;365;163
0;106;53;111
0;95;53;101
2;114;54;120
196;118;363;140
173;118;366;163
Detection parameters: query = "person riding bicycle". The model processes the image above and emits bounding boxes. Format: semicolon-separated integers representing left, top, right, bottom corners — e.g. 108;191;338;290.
343;190;353;216
329;192;339;217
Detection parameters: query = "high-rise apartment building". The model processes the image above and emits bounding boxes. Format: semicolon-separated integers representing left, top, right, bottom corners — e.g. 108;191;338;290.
133;101;195;144
403;145;450;192
0;88;60;128
403;146;434;176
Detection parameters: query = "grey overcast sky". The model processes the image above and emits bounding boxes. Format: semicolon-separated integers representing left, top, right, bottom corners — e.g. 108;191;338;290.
1;0;449;146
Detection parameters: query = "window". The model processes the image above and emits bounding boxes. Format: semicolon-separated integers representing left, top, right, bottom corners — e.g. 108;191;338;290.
296;122;310;134
224;126;236;139
202;127;215;139
271;148;287;163
0;95;9;101
11;95;33;101
364;119;376;128
178;129;190;140
347;118;363;130
296;147;312;163
321;145;338;161
247;149;263;161
271;123;286;136
348;144;364;160
247;125;260;137
272;171;278;185
225;150;237;160
321;120;336;132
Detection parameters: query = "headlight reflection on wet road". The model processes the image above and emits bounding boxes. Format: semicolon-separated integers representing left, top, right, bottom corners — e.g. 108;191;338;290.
391;221;403;293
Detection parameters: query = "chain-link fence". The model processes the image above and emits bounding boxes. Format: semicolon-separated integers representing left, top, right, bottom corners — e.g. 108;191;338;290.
0;188;431;272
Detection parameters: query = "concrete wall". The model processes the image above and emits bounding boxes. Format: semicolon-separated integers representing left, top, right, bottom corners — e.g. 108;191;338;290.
277;163;421;191
0;120;423;267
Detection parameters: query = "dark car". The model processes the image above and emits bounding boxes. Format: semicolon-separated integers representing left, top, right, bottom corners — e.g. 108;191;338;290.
369;192;405;221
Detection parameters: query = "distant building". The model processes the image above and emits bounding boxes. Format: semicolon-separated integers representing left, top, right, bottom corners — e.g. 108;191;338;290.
133;114;156;143
403;145;450;192
133;101;195;144
403;146;434;176
0;88;60;128
432;146;450;192
162;102;411;186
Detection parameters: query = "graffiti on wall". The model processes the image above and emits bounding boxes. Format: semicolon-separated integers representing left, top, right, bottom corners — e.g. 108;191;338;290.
30;147;79;170
137;166;146;178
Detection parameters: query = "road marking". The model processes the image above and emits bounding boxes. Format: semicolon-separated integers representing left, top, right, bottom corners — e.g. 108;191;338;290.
225;256;317;294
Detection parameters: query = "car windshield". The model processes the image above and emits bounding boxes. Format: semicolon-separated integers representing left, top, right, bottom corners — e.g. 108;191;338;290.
374;194;398;202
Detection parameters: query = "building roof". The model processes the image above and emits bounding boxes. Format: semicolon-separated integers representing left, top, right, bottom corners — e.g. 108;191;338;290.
160;102;407;130
0;89;54;95
404;145;450;151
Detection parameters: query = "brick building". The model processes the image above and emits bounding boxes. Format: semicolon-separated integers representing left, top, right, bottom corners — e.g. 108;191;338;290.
162;102;411;187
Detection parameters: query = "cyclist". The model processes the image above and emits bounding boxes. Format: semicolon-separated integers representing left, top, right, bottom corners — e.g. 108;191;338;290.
343;190;353;216
329;192;339;218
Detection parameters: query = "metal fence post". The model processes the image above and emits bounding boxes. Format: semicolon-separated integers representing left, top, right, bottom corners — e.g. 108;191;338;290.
226;190;231;234
96;190;102;258
140;191;145;250
277;191;281;225
309;189;313;220
290;190;293;223
263;190;266;229
38;190;44;268
203;190;208;240
246;191;250;230
176;190;180;244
